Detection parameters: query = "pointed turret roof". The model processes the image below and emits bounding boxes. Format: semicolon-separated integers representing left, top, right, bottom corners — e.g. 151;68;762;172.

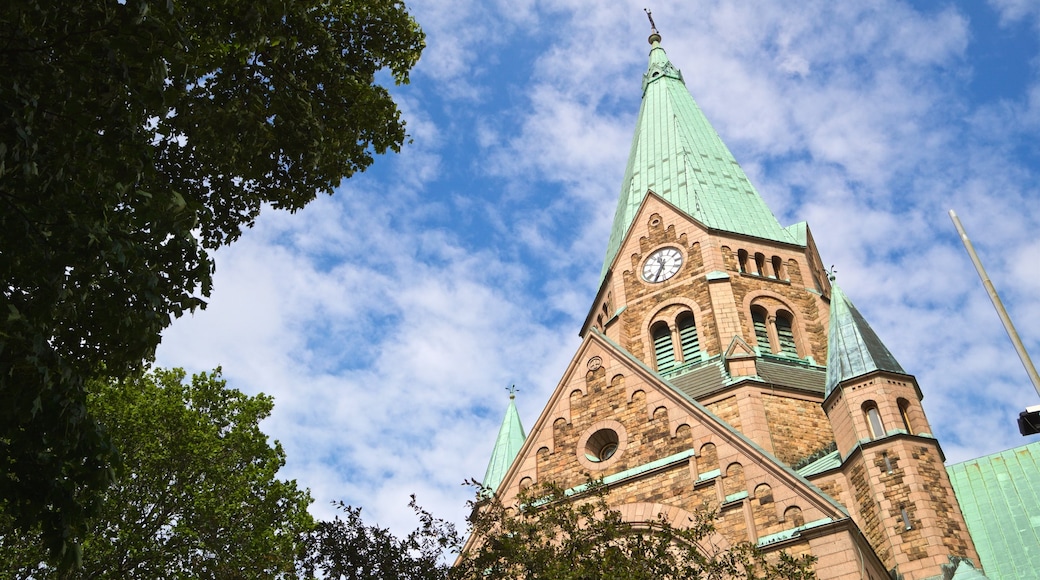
481;393;526;494
600;34;797;281
824;283;907;396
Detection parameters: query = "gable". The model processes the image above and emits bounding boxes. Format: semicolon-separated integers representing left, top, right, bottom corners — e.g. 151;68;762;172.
494;331;848;548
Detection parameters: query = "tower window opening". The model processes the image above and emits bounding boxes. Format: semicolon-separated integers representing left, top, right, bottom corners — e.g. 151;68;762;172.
737;249;750;273
771;255;784;279
883;452;893;474
898;398;914;435
651;322;676;371
864;402;885;440
775;313;798;356
752;309;770;353
677;313;699;364
754;252;766;276
900;505;913;531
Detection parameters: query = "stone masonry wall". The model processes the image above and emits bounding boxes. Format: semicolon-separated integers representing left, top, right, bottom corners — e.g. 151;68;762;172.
535;367;695;490
762;394;835;467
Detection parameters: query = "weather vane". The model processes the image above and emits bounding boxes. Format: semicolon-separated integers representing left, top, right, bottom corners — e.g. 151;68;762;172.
644;8;658;34
506;384;518;399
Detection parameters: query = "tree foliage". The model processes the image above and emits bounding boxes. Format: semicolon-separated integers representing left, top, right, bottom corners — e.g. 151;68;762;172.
296;480;817;580
0;368;314;578
452;481;818;580
0;0;423;561
299;497;457;580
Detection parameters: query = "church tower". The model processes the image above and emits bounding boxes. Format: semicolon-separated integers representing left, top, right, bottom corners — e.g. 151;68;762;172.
483;27;985;580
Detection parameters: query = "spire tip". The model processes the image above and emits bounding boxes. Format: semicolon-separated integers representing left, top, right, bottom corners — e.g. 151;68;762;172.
644;9;661;44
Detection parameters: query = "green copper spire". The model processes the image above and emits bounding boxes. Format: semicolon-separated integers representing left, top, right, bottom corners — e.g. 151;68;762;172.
600;34;797;281
482;390;526;494
824;283;907;397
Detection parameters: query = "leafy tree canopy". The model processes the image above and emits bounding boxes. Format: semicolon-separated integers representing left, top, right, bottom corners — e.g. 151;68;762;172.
296;480;817;580
0;368;314;577
299;497;457;580
452;481;818;580
0;0;423;561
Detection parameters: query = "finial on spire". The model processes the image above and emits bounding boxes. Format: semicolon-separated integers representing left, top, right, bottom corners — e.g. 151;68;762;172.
644;9;661;44
827;265;838;282
506;384;518;400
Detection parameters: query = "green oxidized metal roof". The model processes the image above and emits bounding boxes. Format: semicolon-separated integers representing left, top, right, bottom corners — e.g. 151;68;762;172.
600;37;797;281
482;395;526;494
947;440;1040;580
824;283;907;397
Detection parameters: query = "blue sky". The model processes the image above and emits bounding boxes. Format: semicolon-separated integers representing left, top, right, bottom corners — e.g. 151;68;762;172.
156;1;1040;535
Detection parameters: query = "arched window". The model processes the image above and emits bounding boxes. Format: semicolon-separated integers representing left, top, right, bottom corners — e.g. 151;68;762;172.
864;402;885;439
752;308;770;352
651;322;676;371
677;313;699;364
775;313;798;356
771;256;784;279
737;249;749;273
898;399;913;435
754;252;766;276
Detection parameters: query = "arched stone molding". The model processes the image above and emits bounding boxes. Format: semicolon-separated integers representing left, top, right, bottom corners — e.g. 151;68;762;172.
741;289;811;358
640;298;708;368
614;502;733;547
783;505;805;527
576;419;628;471
674;423;692;439
626;387;645;404
724;462;746;496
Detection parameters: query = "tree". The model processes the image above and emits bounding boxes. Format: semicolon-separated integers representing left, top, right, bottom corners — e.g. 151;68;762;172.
451;481;818;580
0;368;314;578
299;497;458;580
0;0;424;561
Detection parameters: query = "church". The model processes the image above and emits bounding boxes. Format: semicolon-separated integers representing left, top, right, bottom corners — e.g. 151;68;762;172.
479;26;1040;580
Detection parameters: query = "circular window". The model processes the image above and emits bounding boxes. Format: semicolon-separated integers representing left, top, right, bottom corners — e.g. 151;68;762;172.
584;429;620;462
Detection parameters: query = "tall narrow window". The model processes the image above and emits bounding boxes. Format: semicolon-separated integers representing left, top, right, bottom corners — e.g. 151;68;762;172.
771;256;784;279
864;402;885;439
898;399;914;435
737;249;749;273
677;313;699;364
651;322;676;371
752;309;770;352
775;313;798;356
754;252;766;276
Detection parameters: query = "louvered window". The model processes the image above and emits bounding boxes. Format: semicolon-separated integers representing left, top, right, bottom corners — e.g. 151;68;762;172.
651;323;676;371
775;315;797;356
676;313;699;364
752;310;770;352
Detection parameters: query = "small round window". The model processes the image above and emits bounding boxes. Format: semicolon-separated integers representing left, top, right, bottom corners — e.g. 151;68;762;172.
584;429;620;462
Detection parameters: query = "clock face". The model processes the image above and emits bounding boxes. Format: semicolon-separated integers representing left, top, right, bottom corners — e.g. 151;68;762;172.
642;247;683;283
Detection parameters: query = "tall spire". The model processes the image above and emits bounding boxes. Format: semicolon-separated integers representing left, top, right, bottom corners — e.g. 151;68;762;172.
600;33;796;281
824;283;907;396
481;388;526;494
